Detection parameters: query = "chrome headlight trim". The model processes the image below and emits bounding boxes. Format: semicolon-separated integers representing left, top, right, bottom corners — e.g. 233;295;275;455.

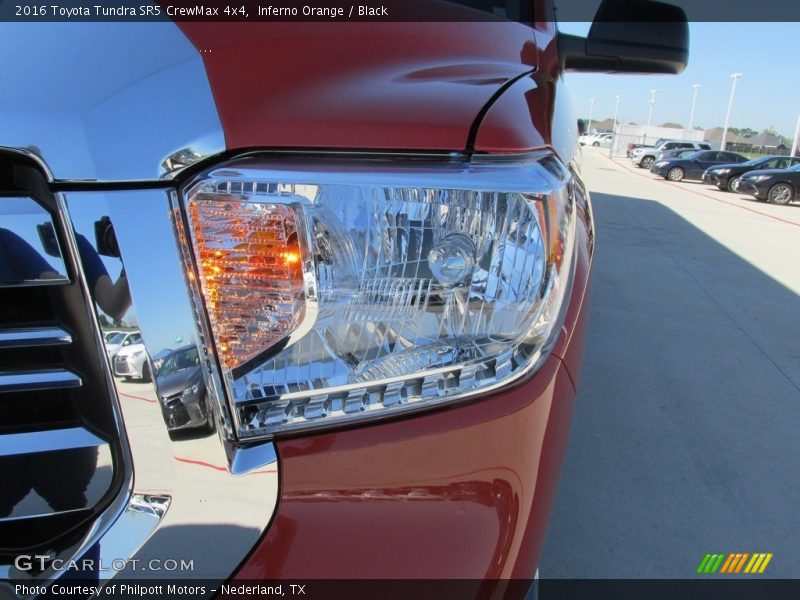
174;152;578;441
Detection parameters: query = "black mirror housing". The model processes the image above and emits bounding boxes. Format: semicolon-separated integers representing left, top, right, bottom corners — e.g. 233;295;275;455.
559;0;689;74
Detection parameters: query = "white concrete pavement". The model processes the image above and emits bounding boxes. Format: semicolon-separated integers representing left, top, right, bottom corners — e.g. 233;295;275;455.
540;147;800;578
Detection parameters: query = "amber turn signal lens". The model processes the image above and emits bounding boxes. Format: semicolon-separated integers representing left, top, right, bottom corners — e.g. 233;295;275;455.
187;197;307;371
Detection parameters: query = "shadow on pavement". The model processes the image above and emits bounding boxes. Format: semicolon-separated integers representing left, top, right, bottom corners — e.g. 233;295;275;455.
541;192;800;578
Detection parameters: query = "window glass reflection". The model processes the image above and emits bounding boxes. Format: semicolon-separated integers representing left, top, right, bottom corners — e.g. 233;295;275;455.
0;196;68;286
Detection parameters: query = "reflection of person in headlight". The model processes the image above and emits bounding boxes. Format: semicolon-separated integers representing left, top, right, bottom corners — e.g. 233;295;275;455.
0;225;130;321
0;227;61;284
74;232;131;322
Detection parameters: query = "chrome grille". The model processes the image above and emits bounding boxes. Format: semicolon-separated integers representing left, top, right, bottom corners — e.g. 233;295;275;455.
0;159;124;566
113;354;132;375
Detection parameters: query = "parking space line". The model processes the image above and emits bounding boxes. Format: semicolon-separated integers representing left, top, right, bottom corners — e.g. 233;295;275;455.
174;455;276;475
119;390;157;404
606;154;800;228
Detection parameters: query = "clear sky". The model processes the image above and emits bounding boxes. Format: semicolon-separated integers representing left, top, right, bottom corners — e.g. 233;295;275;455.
559;22;800;139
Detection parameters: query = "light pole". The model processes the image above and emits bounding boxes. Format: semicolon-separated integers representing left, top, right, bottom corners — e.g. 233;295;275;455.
688;83;701;131
720;73;743;151
645;89;658;143
587;98;595;134
609;94;621;157
791;108;800;157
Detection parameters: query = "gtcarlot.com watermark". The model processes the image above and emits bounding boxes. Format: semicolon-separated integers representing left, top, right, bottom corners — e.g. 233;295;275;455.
14;554;194;573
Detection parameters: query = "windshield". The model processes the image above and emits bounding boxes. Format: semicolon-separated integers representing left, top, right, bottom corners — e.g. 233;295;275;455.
158;347;200;377
107;332;126;344
122;333;142;346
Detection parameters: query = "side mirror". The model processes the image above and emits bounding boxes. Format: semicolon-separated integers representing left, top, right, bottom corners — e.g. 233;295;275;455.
559;0;689;74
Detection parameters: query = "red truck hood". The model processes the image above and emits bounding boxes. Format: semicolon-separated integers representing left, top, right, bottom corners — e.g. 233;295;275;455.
179;22;538;152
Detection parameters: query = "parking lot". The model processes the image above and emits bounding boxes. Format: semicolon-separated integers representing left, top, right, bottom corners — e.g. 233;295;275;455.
540;147;800;578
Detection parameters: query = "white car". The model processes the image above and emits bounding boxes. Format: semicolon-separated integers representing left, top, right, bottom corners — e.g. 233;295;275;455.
113;341;151;381
590;133;613;147
104;331;142;362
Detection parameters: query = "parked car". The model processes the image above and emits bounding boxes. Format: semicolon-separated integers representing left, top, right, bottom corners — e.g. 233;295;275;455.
632;140;712;168
651;150;748;181
155;345;213;432
104;330;141;362
655;143;712;162
587;133;613;147
0;0;688;589
150;348;174;373
737;163;800;204
703;155;800;192
626;137;673;158
113;340;151;381
103;330;124;343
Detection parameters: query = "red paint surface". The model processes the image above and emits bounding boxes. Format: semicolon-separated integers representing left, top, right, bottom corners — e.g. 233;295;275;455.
236;355;575;579
473;74;549;152
472;22;559;155
551;208;592;380
177;21;538;152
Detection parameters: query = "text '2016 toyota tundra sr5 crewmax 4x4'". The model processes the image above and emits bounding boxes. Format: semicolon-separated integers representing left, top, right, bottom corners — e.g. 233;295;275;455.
0;1;687;597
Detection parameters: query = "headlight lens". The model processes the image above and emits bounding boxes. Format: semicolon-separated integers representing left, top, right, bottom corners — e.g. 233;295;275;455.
654;161;668;168
178;154;576;439
751;175;772;182
716;168;731;175
131;350;145;358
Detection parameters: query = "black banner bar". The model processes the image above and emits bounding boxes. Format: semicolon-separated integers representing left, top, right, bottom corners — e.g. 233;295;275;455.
2;0;800;22
3;579;800;600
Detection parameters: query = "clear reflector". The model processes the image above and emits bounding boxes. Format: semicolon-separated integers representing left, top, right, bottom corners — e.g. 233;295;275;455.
180;154;576;439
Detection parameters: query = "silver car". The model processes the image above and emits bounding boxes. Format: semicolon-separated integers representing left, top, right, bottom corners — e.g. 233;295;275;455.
632;140;710;168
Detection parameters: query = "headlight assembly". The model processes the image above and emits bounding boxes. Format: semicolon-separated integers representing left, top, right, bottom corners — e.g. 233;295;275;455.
175;153;576;440
715;168;731;175
751;175;773;182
